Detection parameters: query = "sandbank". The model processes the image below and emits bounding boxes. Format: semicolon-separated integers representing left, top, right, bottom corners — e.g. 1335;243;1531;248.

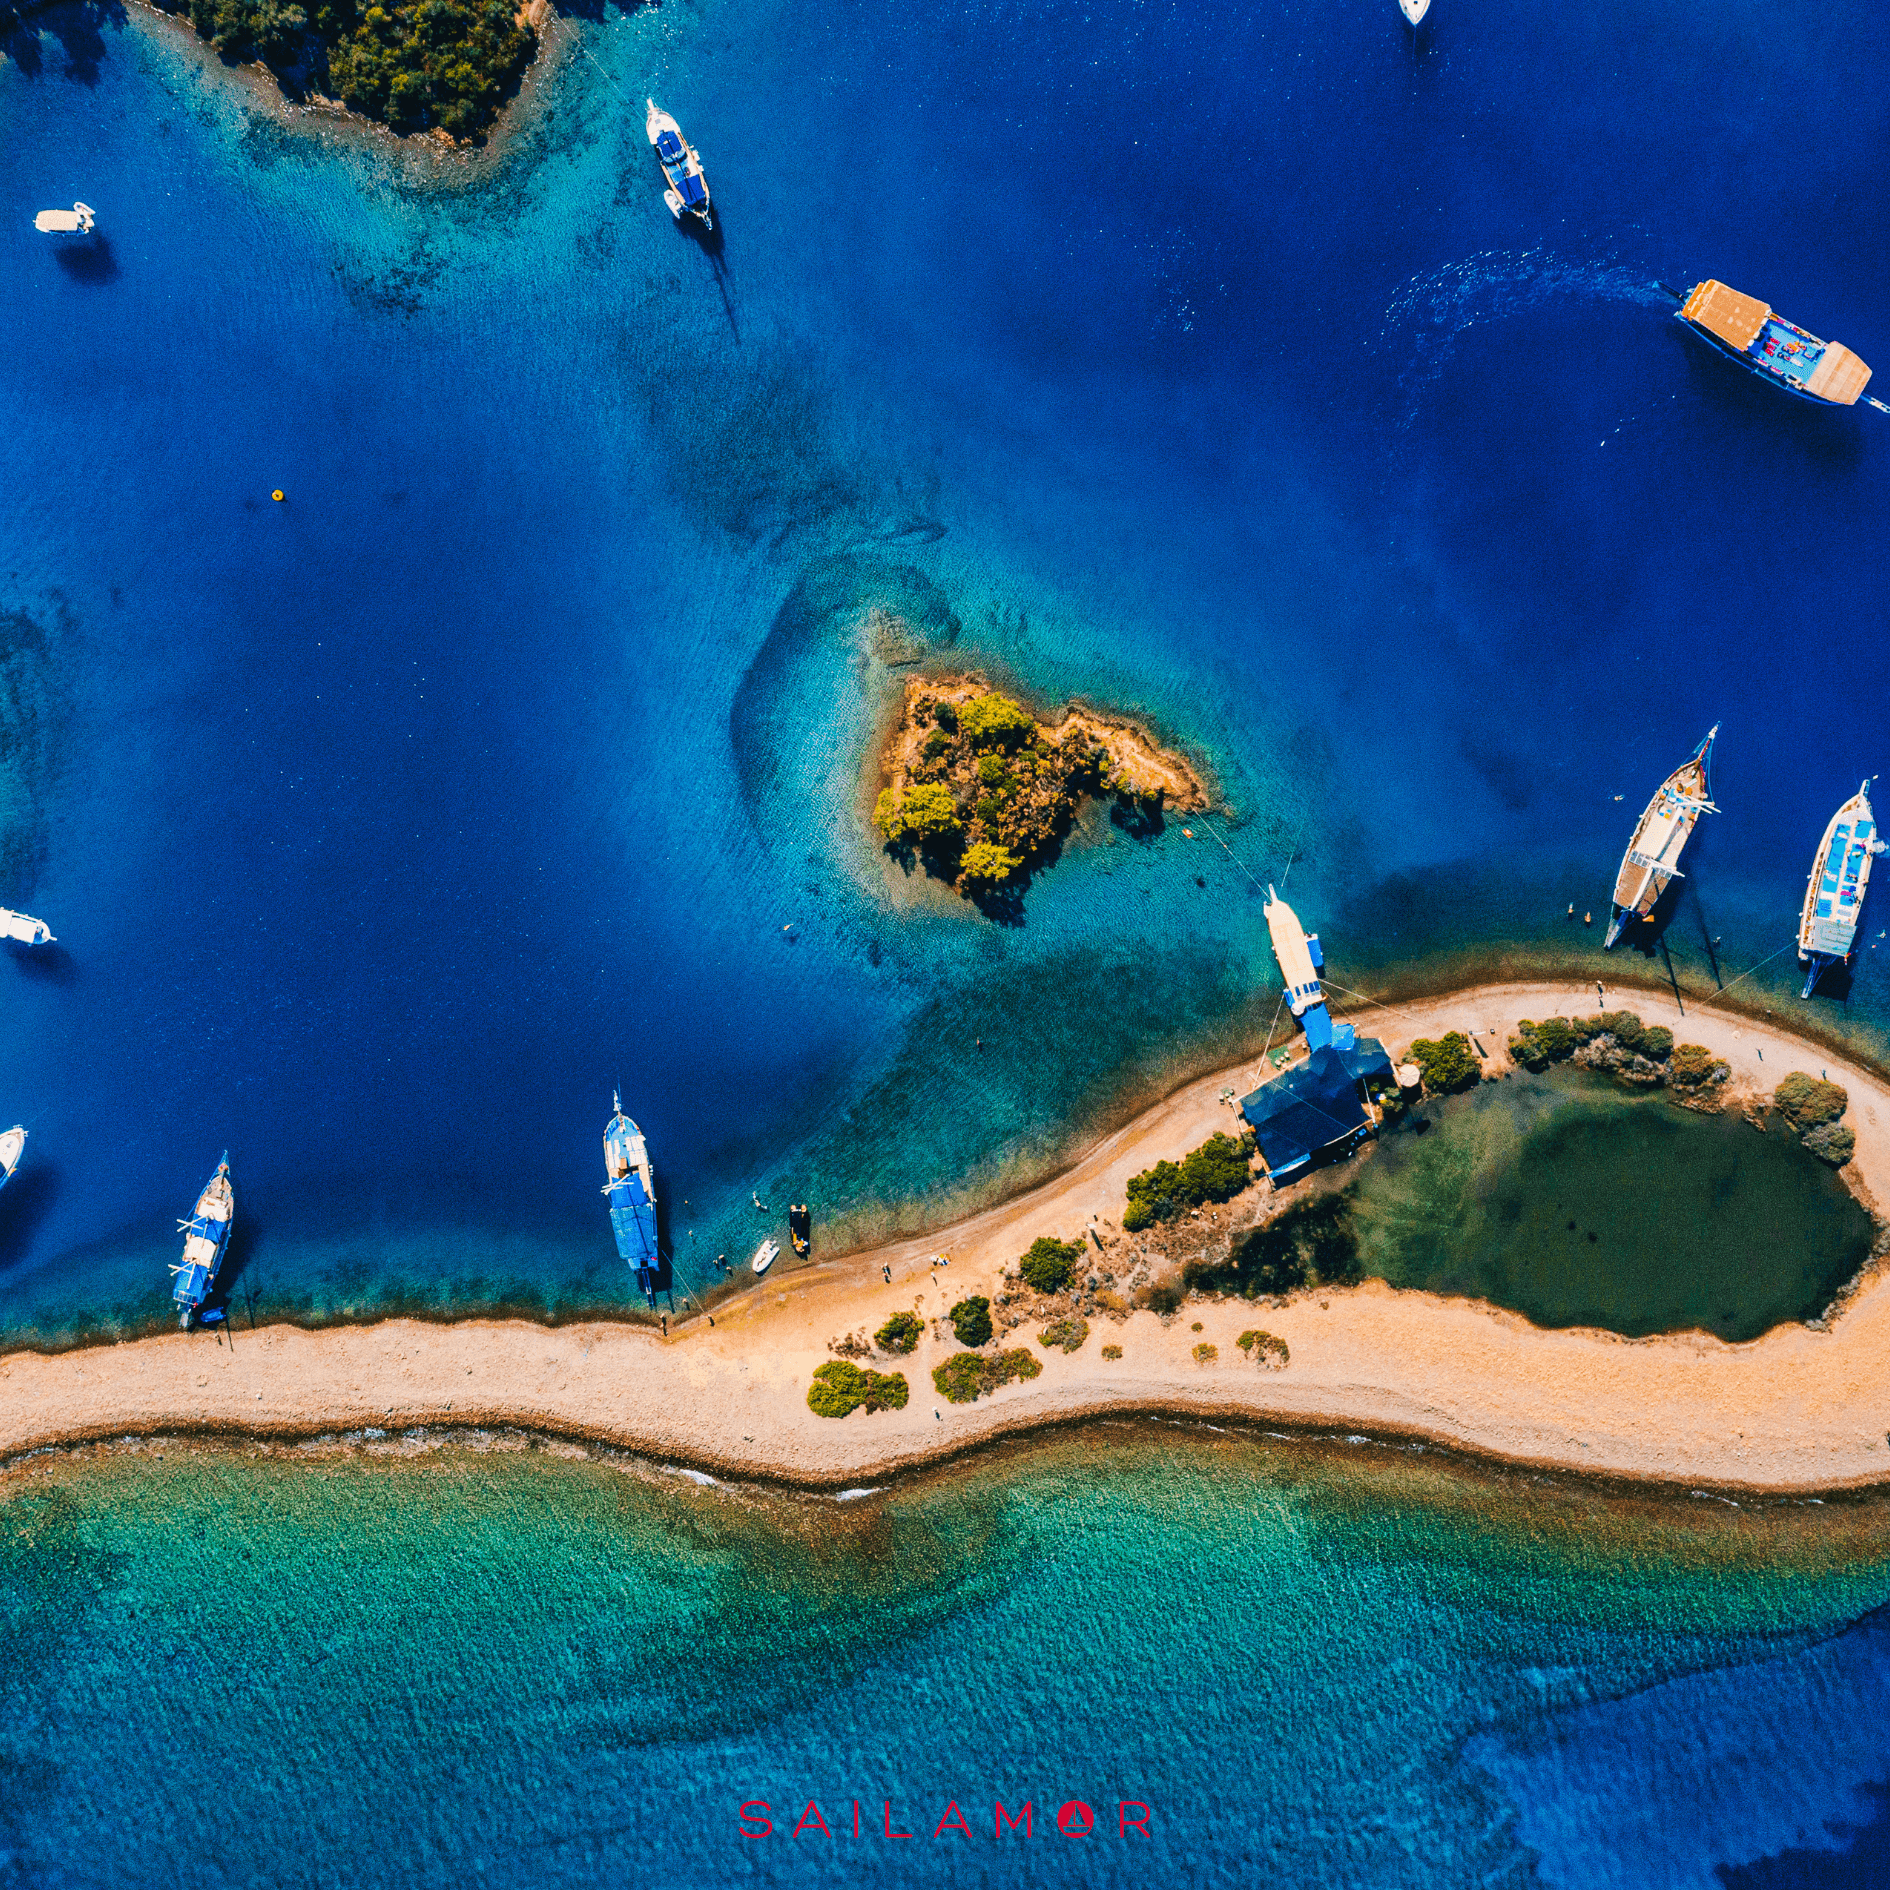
6;979;1890;1495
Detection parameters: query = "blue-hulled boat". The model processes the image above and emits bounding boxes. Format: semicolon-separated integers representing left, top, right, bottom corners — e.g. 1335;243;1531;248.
1799;781;1883;998
603;1092;660;1308
1673;281;1873;408
645;100;713;231
171;1153;233;1329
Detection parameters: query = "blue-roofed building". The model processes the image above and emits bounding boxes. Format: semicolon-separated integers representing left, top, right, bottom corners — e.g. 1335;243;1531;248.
1240;1034;1393;1184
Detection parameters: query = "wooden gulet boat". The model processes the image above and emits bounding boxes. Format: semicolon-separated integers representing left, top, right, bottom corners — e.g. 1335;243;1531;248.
1799;780;1883;998
1673;281;1874;409
1605;726;1719;949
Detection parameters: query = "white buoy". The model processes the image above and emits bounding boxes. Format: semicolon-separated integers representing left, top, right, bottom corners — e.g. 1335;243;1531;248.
34;203;95;234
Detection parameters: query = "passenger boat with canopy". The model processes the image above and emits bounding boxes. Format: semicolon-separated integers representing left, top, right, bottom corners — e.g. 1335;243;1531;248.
1605;726;1718;948
0;908;54;946
171;1154;234;1329
1799;780;1883;998
646;100;712;231
603;1092;660;1309
1673;281;1873;408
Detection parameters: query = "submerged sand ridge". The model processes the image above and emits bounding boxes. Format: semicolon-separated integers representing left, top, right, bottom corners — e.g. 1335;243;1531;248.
6;981;1890;1493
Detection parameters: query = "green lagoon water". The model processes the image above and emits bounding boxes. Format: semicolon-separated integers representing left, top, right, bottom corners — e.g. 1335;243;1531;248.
4;1432;1890;1889
1349;1072;1875;1342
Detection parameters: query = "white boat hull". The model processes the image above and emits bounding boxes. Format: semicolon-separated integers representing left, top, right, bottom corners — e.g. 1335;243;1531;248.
0;908;54;946
0;1126;24;1186
34;203;95;234
1399;0;1430;23
752;1238;779;1274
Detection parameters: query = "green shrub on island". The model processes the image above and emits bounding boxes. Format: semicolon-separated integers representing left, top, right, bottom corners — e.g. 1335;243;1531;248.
874;1311;924;1355
956;693;1037;750
875;781;962;846
1101;1343;1123;1360
1192;1342;1217;1364
1188;1194;1361;1298
932;1347;1043;1404
806;1360;911;1418
1018;1235;1085;1294
1121;1131;1256;1231
1140;1275;1185;1316
1038;1315;1090;1353
1669;1042;1730;1093
949;1295;993;1347
1775;1072;1849;1135
160;0;534;139
1407;1032;1480;1094
1237;1329;1290;1369
958;840;1023;889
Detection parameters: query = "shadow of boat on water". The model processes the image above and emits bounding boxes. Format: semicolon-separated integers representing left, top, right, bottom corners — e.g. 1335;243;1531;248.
4;940;77;985
0;1162;63;1273
54;234;119;284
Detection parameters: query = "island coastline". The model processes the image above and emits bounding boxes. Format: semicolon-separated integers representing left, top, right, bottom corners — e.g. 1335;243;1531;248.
8;978;1890;1496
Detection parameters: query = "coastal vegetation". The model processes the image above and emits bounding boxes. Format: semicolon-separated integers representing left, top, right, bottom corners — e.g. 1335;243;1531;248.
1506;1010;1728;1104
932;1347;1042;1404
1101;1343;1123;1359
1406;1032;1480;1094
154;0;535;141
1121;1131;1256;1231
873;676;1204;906
1018;1235;1085;1294
1192;1342;1217;1364
874;1310;924;1355
806;1360;911;1417
1774;1073;1855;1167
1037;1314;1089;1353
948;1295;993;1347
1237;1329;1290;1368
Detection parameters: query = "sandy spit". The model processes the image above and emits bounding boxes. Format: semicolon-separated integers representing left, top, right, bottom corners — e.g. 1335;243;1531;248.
7;980;1890;1495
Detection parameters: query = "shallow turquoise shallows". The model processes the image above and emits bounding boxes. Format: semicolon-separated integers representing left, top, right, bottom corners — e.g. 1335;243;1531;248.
2;1434;1888;1889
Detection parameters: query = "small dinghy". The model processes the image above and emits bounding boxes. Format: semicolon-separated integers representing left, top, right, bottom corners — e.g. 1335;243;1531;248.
646;100;712;230
788;1203;811;1257
751;1237;780;1275
0;909;54;946
0;1126;24;1190
34;204;95;234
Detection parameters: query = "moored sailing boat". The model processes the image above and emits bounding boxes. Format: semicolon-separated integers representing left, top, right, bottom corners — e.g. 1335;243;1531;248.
645;100;713;230
171;1154;234;1329
0;1126;23;1190
603;1091;660;1309
1799;780;1883;998
1605;726;1719;948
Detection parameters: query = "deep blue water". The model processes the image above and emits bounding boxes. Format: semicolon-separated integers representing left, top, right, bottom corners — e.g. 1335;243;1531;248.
5;0;1890;1335
4;1431;1890;1890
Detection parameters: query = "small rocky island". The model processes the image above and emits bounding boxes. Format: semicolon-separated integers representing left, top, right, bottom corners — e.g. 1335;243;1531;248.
873;675;1205;907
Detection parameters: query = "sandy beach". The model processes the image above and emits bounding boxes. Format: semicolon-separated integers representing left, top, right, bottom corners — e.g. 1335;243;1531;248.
7;978;1890;1493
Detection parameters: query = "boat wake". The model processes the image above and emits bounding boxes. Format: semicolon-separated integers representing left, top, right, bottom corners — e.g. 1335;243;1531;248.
1380;247;1671;419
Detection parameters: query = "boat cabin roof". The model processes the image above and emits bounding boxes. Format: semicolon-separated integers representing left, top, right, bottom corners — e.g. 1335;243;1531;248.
679;172;707;205
1683;281;1770;351
657;130;684;160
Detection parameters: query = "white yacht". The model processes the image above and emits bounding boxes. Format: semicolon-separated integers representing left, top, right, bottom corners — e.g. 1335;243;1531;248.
646;100;712;230
1398;0;1430;24
0;909;54;946
0;1126;24;1190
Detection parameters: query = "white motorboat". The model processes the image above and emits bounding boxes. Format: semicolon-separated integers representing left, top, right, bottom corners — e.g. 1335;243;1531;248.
0;909;54;946
751;1237;780;1275
0;1126;24;1190
1398;0;1430;23
34;204;95;234
646;100;713;230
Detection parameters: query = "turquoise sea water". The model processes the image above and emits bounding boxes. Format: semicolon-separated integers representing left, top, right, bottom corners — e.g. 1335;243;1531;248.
7;0;1890;1337
3;1433;1889;1889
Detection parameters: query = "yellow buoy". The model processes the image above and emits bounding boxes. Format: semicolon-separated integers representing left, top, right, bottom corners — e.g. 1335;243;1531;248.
272;490;285;502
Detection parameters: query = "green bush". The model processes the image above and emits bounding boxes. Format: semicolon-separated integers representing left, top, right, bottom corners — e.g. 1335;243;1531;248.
1037;1315;1090;1353
1122;1131;1255;1229
1101;1343;1123;1360
1803;1122;1857;1167
933;1347;1043;1404
806;1360;911;1418
976;754;1009;788
1511;1016;1582;1070
956;692;1036;749
874;1311;924;1355
949;1295;993;1347
1144;1277;1185;1315
1407;1033;1479;1094
1641;1025;1674;1058
1775;1072;1848;1135
958;840;1021;888
1018;1235;1085;1294
1237;1329;1290;1368
1192;1342;1217;1364
922;728;951;763
933;699;958;732
876;780;962;845
1670;1042;1726;1088
1596;1010;1645;1052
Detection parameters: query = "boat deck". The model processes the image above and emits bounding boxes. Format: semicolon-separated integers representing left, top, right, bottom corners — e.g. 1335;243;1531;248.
1753;317;1829;387
1805;812;1876;955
